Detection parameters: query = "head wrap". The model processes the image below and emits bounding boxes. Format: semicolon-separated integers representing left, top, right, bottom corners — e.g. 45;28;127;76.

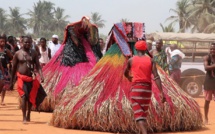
135;40;147;51
52;34;58;39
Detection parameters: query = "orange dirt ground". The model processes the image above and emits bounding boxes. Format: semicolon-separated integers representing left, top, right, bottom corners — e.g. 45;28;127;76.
0;91;215;134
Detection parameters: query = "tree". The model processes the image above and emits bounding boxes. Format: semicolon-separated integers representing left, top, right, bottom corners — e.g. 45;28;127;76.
190;0;215;14
28;0;55;37
203;13;215;33
189;0;215;32
120;18;129;23
41;1;55;31
8;7;27;36
166;0;192;32
51;7;70;33
28;1;46;36
90;12;105;28
0;8;9;34
160;23;175;32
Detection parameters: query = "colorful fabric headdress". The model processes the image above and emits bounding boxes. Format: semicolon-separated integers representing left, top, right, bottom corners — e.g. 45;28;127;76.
105;22;145;56
135;40;147;50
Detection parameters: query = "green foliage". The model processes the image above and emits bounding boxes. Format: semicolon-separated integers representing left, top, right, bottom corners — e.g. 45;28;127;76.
51;7;70;33
166;0;192;32
160;23;175;32
3;0;214;38
0;0;70;40
27;1;69;38
27;0;53;36
166;0;215;33
90;12;106;28
0;8;10;34
7;7;27;36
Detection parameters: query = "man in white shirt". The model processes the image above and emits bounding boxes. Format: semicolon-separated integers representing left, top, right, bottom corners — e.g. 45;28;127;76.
49;34;61;57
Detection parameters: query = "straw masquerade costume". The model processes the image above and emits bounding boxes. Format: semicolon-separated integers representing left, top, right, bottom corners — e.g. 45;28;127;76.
51;22;202;133
37;16;102;111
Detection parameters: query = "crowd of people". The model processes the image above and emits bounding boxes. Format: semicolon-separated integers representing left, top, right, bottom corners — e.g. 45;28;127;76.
0;33;63;122
147;37;215;127
0;34;60;105
146;38;185;84
0;25;214;133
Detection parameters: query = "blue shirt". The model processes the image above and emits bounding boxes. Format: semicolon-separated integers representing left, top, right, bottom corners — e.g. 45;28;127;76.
169;55;182;71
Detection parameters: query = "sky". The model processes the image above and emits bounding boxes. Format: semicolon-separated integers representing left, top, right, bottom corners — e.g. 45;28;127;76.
0;0;178;35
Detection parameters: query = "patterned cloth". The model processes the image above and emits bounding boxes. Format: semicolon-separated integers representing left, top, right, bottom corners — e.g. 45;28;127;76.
60;22;102;66
153;50;168;71
130;82;152;121
16;72;47;108
106;22;145;56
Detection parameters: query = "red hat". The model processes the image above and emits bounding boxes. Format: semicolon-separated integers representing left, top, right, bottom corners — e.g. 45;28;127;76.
135;40;147;51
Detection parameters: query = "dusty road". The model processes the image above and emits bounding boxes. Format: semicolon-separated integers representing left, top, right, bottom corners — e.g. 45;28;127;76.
0;91;215;134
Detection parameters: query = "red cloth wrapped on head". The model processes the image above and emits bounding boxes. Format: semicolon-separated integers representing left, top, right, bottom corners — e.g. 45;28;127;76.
135;40;147;51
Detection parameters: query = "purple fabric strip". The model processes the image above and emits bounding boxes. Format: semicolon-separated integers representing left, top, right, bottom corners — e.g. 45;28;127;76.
115;23;126;35
113;26;131;56
111;22;146;56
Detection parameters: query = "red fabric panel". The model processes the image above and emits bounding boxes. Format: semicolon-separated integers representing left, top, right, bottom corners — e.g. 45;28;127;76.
16;72;40;108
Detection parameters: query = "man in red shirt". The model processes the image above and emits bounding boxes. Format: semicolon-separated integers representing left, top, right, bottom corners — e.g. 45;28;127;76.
124;40;164;134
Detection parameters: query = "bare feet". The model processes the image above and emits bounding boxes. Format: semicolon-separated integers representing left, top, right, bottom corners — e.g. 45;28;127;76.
26;115;30;122
26;118;30;122
23;119;27;124
204;119;208;125
1;102;5;106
